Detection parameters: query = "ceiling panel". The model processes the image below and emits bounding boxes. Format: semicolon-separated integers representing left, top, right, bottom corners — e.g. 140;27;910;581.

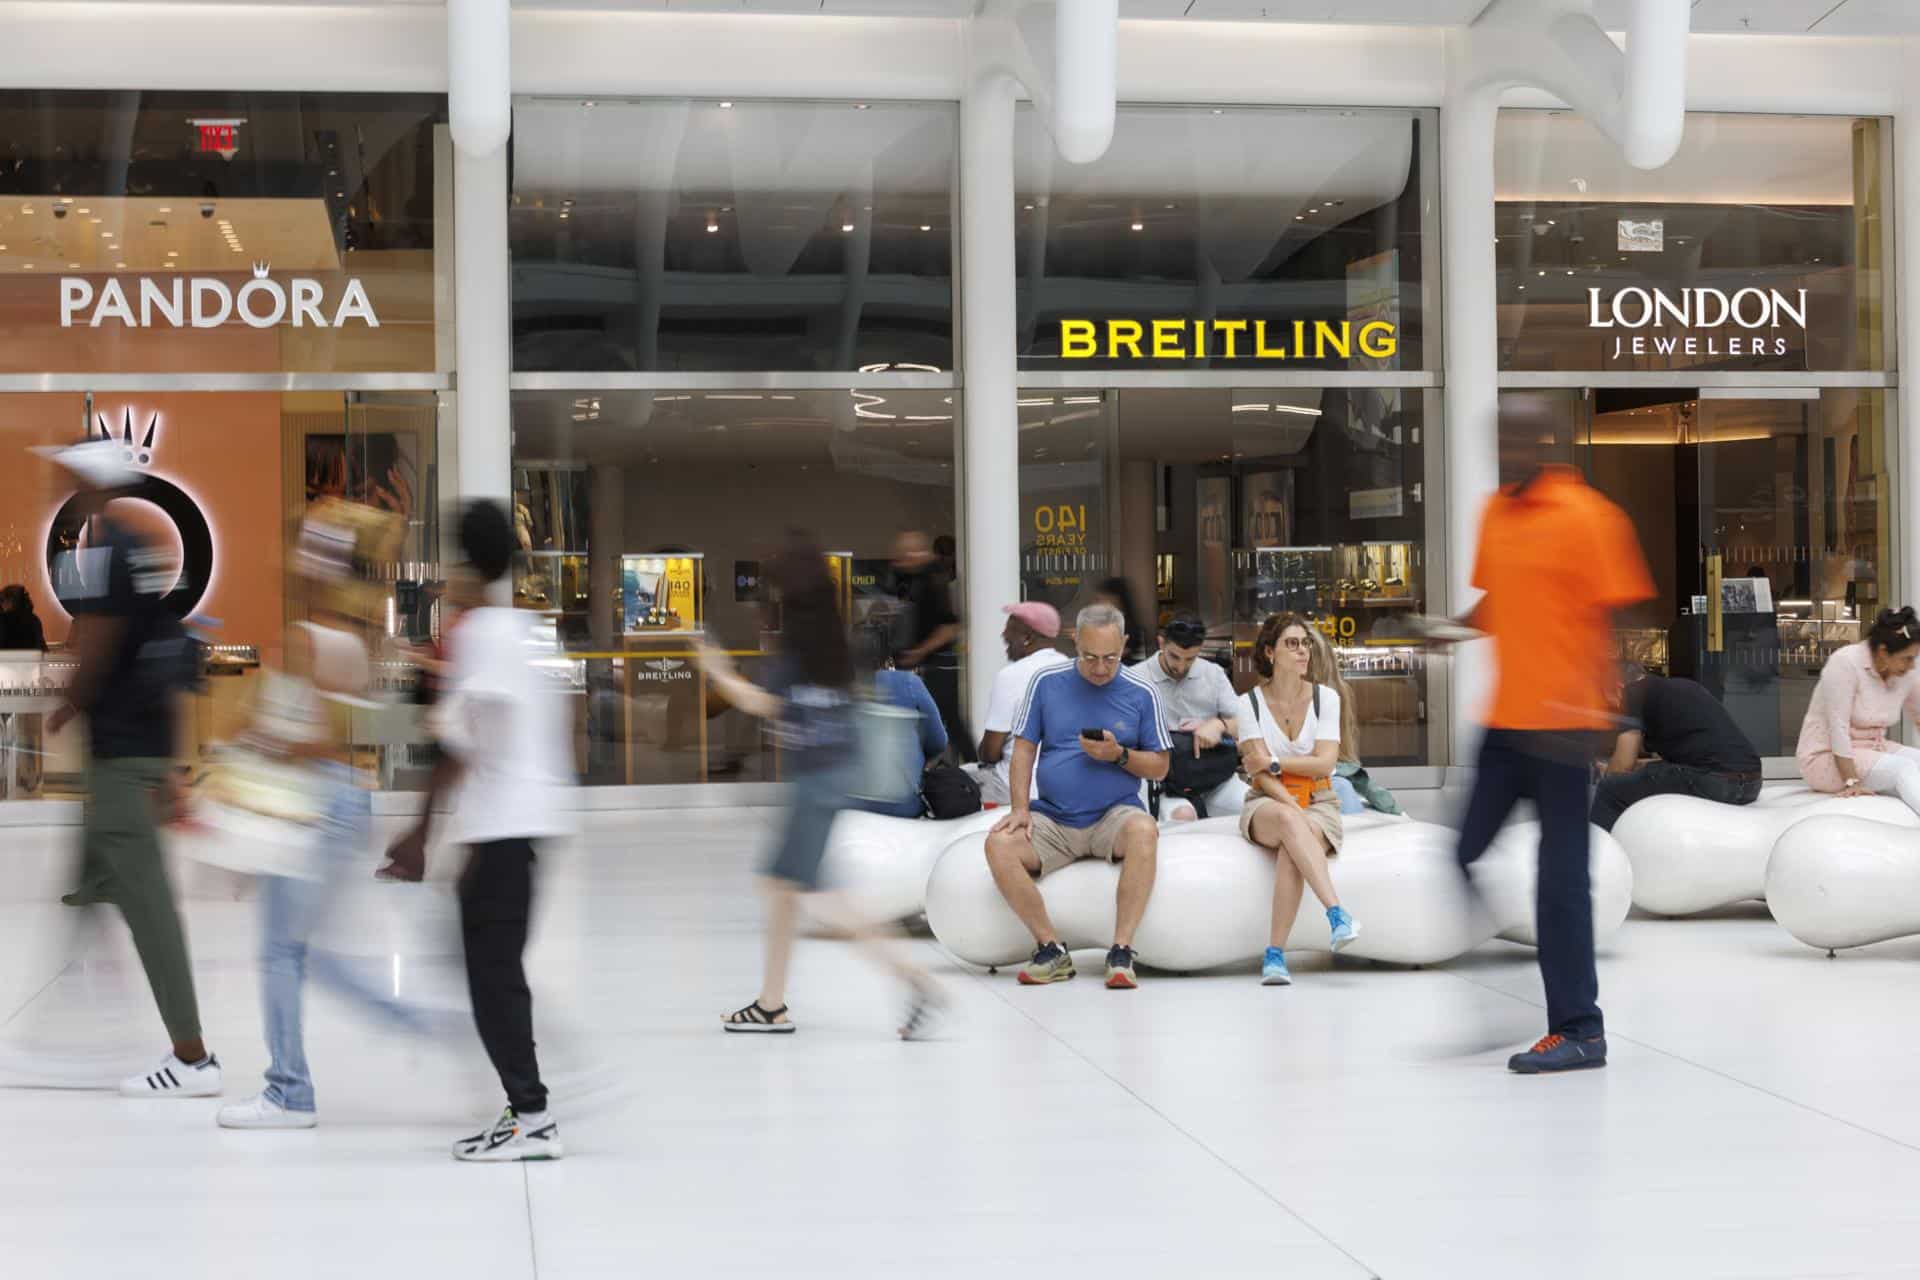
1118;0;1198;16
1812;0;1920;35
1182;0;1490;21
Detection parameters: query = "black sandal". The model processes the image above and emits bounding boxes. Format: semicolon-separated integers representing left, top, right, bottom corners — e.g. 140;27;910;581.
722;1001;795;1034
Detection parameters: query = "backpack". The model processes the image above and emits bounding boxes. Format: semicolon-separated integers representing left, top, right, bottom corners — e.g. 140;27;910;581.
920;760;982;819
1158;731;1242;817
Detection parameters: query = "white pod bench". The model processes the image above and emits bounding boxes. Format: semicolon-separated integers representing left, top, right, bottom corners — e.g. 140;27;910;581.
1612;784;1920;916
815;809;1003;922
923;810;1631;970
1765;814;1920;952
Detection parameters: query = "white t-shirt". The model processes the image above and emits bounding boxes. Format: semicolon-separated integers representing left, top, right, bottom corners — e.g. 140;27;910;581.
982;647;1073;797
433;606;576;845
1235;682;1341;760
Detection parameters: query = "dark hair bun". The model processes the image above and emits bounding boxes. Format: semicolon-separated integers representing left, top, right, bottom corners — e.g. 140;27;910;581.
1869;607;1920;655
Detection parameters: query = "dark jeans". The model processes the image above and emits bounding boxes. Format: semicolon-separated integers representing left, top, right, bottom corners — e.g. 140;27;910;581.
458;838;547;1115
1456;730;1602;1041
919;655;975;765
1591;763;1762;832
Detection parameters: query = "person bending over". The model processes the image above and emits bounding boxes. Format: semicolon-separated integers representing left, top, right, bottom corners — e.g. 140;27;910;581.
1590;669;1761;831
1234;613;1359;986
983;603;1169;989
1132;613;1243;820
1798;607;1920;812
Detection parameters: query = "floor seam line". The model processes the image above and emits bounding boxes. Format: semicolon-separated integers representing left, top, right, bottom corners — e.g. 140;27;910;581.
951;952;1381;1279
524;1165;540;1280
1437;962;1920;1156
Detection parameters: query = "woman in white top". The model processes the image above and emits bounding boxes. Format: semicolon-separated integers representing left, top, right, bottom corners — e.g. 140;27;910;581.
1235;612;1360;986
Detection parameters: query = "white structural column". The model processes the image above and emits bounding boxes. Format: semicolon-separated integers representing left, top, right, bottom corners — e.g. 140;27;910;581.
448;0;513;505
1440;0;1687;763
1902;38;1920;616
961;73;1022;726
960;1;1119;722
1439;74;1501;763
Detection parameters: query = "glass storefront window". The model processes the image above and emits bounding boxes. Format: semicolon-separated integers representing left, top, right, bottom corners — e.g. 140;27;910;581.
1019;386;1435;766
1496;112;1891;373
510;98;957;373
508;386;958;786
1014;105;1432;373
1498;387;1892;757
0;91;446;373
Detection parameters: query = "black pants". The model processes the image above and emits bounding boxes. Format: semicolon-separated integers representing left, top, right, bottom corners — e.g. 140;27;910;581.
1456;730;1602;1041
920;655;975;765
458;838;547;1115
1590;763;1762;832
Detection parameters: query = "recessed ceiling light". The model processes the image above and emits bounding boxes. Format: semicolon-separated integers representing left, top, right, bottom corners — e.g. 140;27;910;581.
855;103;870;110
1295;215;1305;222
20;206;32;215
67;262;78;268
719;101;733;109
21;263;33;270
1210;108;1224;116
157;206;171;213
166;250;179;258
583;100;596;108
115;261;126;269
841;222;855;232
1537;269;1545;277
1517;284;1526;290
706;223;718;234
76;208;89;215
1130;221;1144;232
89;217;102;224
920;224;932;232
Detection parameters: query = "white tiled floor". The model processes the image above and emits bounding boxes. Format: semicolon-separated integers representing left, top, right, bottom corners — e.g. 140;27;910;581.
8;808;1920;1279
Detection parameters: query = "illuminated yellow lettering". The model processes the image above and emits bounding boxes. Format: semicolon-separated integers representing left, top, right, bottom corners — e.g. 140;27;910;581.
1152;319;1185;359
1109;319;1144;359
1193;320;1206;358
1359;321;1398;359
1216;320;1247;357
1293;320;1306;356
1255;321;1285;358
1314;321;1351;360
1060;320;1097;358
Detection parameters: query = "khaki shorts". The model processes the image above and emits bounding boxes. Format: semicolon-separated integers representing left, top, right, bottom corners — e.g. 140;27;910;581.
1239;789;1345;854
1030;805;1151;875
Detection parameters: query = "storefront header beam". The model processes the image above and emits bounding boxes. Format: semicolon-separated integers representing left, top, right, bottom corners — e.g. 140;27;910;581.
1018;370;1439;389
508;372;957;392
0;373;452;393
1497;371;1896;389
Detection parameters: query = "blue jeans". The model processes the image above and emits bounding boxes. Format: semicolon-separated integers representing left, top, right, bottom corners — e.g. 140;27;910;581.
260;764;427;1112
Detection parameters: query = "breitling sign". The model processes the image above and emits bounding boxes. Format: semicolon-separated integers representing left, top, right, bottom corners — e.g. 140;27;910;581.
1057;317;1397;361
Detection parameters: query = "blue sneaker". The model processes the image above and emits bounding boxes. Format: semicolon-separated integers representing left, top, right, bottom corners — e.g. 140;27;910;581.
1260;947;1292;986
1507;1034;1607;1074
1327;906;1360;952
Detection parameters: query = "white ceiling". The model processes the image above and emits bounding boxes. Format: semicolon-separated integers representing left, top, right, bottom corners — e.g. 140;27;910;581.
89;0;1920;33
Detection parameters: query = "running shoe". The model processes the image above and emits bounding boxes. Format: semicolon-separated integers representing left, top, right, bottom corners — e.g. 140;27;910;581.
1261;946;1292;986
1105;945;1139;990
1507;1033;1608;1075
1327;906;1361;952
452;1106;563;1162
1018;941;1075;985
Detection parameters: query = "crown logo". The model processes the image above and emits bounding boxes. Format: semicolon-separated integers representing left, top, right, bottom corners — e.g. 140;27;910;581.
90;407;161;468
251;260;271;279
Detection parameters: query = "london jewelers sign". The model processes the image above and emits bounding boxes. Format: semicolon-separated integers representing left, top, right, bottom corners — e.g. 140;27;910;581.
1587;286;1806;360
58;264;379;330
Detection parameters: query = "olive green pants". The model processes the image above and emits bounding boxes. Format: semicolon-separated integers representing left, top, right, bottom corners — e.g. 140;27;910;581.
75;757;202;1044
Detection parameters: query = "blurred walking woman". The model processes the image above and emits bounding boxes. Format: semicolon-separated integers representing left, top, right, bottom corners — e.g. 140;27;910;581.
1798;607;1920;813
696;533;943;1039
1235;613;1360;986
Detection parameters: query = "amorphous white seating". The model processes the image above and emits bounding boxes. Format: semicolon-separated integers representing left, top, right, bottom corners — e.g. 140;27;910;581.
1612;784;1920;916
923;811;1632;970
1765;815;1920;951
816;809;1002;922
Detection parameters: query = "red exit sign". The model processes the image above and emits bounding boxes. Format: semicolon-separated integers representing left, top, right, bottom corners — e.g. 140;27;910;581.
189;117;244;159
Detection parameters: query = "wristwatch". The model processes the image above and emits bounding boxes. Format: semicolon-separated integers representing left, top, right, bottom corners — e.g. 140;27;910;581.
1266;760;1284;777
1117;746;1131;770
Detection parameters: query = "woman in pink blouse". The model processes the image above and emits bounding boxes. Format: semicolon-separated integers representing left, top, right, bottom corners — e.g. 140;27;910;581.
1798;607;1920;811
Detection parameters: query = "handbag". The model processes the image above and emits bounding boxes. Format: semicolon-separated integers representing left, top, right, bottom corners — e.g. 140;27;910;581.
1247;684;1330;808
1160;730;1241;818
175;745;328;880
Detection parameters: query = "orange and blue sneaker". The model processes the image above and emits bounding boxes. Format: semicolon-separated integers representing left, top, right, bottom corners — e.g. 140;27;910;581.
1105;945;1139;990
1507;1033;1607;1074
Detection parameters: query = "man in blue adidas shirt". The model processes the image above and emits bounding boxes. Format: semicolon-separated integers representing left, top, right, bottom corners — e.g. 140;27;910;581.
985;603;1170;989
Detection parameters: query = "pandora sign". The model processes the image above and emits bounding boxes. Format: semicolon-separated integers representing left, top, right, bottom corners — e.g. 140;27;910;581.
1587;286;1806;360
58;264;380;330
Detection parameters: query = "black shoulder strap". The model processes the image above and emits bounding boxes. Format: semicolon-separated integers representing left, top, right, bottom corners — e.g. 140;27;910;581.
1248;689;1262;723
1314;684;1321;716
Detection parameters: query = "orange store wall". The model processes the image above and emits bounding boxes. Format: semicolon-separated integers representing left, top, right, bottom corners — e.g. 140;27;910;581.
0;392;284;648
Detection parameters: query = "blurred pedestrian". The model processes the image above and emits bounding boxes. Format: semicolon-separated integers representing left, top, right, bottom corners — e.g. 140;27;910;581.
1449;400;1653;1074
0;584;46;651
891;530;973;762
1092;577;1150;665
216;500;445;1130
32;439;220;1098
847;625;946;819
697;532;945;1039
436;500;575;1162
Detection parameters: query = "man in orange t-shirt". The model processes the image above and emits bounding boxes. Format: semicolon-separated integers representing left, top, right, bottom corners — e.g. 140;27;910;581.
1455;402;1654;1075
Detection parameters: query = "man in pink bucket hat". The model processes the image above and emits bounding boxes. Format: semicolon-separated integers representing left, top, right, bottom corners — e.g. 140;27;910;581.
963;601;1071;806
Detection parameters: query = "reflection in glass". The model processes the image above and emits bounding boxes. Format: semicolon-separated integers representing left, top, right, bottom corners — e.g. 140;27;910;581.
1013;106;1430;372
510;98;957;373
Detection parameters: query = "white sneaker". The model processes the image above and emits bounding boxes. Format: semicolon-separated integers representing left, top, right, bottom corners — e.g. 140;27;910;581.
119;1052;222;1098
452;1106;562;1162
217;1093;316;1130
